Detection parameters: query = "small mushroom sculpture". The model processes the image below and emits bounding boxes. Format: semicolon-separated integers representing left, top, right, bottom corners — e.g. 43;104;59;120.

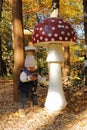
24;29;37;55
32;17;77;111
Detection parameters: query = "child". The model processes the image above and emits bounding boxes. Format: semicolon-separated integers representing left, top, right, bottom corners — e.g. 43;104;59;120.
18;55;38;117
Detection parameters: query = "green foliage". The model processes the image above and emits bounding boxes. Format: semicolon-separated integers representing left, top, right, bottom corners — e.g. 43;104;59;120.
37;47;48;73
0;1;13;76
69;61;84;87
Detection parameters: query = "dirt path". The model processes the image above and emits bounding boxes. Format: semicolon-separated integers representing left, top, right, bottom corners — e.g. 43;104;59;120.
0;78;87;130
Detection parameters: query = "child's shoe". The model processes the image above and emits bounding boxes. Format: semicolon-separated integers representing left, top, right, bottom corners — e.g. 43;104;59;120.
19;109;25;118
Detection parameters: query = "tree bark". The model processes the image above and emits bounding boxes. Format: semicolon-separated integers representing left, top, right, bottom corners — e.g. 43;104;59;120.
83;0;87;86
0;0;3;75
83;0;87;44
12;0;24;101
0;36;2;75
64;46;70;86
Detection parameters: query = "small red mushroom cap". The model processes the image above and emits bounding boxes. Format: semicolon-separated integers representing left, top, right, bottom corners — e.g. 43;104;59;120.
32;17;77;46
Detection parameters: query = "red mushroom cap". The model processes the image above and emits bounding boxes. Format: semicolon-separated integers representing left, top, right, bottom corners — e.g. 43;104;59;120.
32;17;77;46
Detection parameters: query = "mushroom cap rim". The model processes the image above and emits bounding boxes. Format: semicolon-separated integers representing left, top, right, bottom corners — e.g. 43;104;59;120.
34;41;75;47
25;46;37;51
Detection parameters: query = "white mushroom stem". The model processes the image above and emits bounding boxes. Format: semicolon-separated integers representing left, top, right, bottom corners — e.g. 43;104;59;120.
45;44;67;111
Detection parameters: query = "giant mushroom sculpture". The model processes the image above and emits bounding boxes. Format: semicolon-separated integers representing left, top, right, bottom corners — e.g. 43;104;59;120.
32;17;77;111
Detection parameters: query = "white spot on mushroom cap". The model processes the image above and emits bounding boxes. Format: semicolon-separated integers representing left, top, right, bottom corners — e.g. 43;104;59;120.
51;38;55;41
74;37;76;40
65;26;69;29
70;39;73;41
40;36;43;40
45;38;48;41
58;21;62;24
67;32;70;36
36;34;39;37
36;28;39;31
65;37;68;40
61;31;65;35
71;31;74;34
59;37;63;40
52;27;55;30
42;31;45;35
34;38;36;41
37;39;39;42
41;21;44;23
51;19;55;22
48;33;52;37
40;27;43;31
58;25;62;28
54;33;58;37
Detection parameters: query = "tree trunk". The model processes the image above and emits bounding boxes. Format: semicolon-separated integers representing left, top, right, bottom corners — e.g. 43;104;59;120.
0;36;2;76
83;0;87;44
83;0;87;86
64;46;70;86
12;0;24;101
0;0;3;75
0;0;3;21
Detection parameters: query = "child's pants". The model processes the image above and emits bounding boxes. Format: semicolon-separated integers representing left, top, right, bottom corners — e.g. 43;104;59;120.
18;89;38;109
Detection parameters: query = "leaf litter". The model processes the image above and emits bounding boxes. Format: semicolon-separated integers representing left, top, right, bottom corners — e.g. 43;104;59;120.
0;78;87;130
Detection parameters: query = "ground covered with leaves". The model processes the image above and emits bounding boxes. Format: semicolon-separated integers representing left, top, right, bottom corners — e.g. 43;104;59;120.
0;78;87;130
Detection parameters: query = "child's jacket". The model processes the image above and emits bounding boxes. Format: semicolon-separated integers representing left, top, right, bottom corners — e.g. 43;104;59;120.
18;68;38;93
